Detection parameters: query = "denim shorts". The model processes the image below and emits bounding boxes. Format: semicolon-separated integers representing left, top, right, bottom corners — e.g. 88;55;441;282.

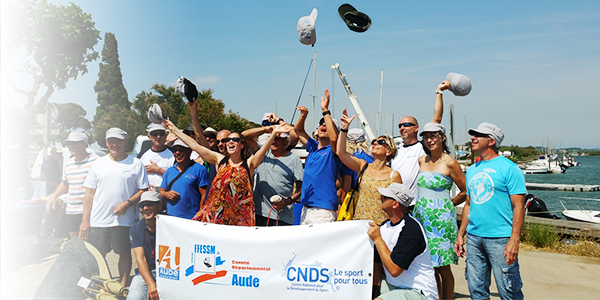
465;233;523;300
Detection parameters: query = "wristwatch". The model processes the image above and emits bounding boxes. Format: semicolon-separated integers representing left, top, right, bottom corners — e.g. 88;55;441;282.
435;90;443;95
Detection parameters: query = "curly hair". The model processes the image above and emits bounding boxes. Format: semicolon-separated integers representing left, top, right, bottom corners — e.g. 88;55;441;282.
346;140;371;155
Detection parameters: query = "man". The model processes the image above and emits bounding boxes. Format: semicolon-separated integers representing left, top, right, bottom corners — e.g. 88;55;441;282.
251;132;303;226
140;123;174;191
40;145;65;237
203;127;218;151
293;89;348;224
128;191;161;300
244;112;299;153
215;129;232;155
390;81;447;204
159;139;208;219
46;132;99;238
367;182;438;300
454;122;526;300
81;127;149;286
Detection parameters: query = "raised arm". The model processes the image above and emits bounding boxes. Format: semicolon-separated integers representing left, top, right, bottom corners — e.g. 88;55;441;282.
241;126;273;153
336;109;367;173
432;80;450;124
293;106;310;146
247;125;293;173
188;100;211;148
163;119;224;166
321;89;339;153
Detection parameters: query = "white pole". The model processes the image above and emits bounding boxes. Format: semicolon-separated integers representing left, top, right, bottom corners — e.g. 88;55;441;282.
378;70;383;136
311;51;317;132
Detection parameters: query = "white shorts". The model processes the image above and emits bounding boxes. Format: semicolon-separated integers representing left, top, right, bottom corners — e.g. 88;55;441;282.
300;206;336;225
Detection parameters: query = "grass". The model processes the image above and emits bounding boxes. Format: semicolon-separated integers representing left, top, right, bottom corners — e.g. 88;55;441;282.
520;223;600;258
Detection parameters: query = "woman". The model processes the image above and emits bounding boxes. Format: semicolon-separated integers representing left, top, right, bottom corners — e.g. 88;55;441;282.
336;109;402;225
163;119;291;226
414;122;466;300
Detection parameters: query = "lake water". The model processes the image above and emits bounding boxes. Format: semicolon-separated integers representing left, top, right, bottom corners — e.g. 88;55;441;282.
524;156;600;219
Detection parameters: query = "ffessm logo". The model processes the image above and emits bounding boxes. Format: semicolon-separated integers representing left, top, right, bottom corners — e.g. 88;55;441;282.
158;245;180;280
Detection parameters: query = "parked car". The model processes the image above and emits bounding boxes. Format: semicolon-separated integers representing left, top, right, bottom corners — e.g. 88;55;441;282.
132;135;152;158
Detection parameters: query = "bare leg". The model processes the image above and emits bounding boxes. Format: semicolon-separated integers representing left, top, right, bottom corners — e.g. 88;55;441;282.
118;251;132;286
435;265;455;300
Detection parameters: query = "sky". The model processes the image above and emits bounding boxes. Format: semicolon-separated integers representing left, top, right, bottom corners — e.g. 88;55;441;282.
2;0;600;148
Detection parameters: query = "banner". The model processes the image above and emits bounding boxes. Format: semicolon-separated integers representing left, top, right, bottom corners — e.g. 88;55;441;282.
156;215;374;299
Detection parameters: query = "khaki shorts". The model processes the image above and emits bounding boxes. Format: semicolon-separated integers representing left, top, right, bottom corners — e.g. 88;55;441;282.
300;206;336;225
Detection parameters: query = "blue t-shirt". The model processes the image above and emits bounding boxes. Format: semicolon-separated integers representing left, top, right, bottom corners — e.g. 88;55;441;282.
466;156;527;237
129;218;156;275
301;138;348;210
341;150;374;189
161;162;208;219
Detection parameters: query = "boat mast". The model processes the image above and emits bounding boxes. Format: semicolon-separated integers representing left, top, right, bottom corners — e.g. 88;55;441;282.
311;51;317;132
331;63;376;141
378;70;383;136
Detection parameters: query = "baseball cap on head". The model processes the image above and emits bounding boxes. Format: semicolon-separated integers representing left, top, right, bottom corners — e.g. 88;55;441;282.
378;183;414;208
468;122;504;147
172;139;190;149
147;123;166;133
419;122;446;136
147;103;164;124
176;76;198;104
204;127;217;135
318;117;340;131
139;191;161;204
297;8;318;46
338;3;371;33
105;128;127;140
446;72;472;96
64;132;88;144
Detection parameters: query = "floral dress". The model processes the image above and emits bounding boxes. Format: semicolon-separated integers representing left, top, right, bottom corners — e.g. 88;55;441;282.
353;170;392;225
413;171;458;267
192;158;255;226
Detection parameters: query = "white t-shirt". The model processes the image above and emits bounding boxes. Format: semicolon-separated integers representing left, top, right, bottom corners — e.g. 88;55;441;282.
390;141;426;205
140;147;174;189
83;155;149;227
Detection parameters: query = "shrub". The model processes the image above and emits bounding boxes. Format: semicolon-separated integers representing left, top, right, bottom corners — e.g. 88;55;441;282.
523;223;561;249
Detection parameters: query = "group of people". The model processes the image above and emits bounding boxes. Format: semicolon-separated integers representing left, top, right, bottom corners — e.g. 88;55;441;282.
45;79;526;300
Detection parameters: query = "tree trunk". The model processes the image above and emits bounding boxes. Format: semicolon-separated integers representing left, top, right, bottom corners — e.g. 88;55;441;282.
15;113;32;238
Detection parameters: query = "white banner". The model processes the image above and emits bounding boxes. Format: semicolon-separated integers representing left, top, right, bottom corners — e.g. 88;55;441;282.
156;215;374;299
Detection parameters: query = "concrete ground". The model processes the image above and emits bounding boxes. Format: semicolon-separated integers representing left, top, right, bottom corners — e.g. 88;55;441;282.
2;236;600;299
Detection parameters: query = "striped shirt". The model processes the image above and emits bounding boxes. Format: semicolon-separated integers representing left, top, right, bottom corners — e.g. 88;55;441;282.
63;153;100;214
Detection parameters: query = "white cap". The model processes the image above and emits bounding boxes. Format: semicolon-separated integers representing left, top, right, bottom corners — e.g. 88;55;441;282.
297;8;318;46
378;183;414;208
419;122;446;136
147;103;164;124
147;123;166;132
446;72;472;96
172;139;190;149
105;128;127;140
65;132;88;144
204;127;217;134
139;191;161;204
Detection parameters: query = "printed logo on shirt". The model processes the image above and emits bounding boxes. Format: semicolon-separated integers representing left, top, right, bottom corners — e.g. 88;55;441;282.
469;172;494;204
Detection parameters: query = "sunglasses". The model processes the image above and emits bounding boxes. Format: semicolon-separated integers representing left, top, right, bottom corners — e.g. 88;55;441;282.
63;141;81;147
221;137;241;143
205;134;216;139
150;131;166;137
171;147;189;153
398;122;416;129
139;202;159;208
472;132;489;138
371;139;388;146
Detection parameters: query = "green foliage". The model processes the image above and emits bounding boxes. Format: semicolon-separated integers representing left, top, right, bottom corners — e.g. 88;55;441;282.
583;150;600;156
50;102;92;144
522;223;561;249
500;145;540;160
94;32;131;125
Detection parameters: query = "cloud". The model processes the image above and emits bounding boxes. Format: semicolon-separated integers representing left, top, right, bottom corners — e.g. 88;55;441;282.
194;75;221;84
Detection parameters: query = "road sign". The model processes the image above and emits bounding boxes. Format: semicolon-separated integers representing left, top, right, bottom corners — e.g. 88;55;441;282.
31;126;60;135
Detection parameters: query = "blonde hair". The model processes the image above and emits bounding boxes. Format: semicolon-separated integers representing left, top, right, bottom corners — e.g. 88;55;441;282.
346;140;370;155
377;135;397;162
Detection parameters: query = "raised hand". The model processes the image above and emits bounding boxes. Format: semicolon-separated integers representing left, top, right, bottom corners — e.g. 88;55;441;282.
320;89;330;111
340;109;356;129
296;106;309;117
438;80;451;91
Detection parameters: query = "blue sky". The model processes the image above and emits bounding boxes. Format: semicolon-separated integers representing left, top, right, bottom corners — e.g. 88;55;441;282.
3;0;600;148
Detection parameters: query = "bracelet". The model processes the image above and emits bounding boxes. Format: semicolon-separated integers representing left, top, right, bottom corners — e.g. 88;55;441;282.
322;110;331;116
126;199;133;207
340;128;349;133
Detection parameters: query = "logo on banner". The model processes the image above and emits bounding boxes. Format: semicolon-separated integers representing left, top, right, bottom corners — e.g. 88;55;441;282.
158;245;180;280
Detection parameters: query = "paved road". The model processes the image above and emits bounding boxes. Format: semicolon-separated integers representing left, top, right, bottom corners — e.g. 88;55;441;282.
2;238;599;299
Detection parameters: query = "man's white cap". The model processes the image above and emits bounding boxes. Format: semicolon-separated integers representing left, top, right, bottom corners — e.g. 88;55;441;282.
147;123;166;132
64;132;88;144
204;127;217;135
105;128;127;140
172;139;190;149
139;191;161;204
262;113;273;122
446;72;472;96
297;8;318;46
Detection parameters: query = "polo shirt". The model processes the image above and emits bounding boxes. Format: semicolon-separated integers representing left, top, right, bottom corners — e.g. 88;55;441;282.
160;162;208;219
129;218;156;275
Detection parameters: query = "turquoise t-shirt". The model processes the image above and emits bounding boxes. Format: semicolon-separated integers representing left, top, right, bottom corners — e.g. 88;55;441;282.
466;156;526;237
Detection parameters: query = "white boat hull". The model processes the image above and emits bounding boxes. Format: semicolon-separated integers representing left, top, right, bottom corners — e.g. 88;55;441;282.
561;210;600;224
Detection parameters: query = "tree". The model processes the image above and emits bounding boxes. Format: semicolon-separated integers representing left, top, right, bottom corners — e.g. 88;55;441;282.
5;0;100;199
92;32;136;150
51;102;92;143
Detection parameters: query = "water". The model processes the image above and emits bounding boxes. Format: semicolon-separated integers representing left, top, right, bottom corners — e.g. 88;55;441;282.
525;156;600;219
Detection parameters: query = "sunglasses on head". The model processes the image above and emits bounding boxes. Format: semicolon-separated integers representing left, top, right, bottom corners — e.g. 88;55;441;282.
150;131;166;137
398;122;416;129
371;139;388;146
222;137;241;143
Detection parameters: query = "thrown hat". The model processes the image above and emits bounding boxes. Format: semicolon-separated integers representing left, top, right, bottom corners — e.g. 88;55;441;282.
105;128;127;140
64;132;88;144
147;103;164;124
139;191;161;204
378;183;414;208
172;139;190;149
338;3;371;33
176;76;198;104
347;128;366;143
446;72;472;96
468;122;504;147
204;127;217;135
419;122;446;136
147;123;166;133
51;145;63;154
297;8;318;46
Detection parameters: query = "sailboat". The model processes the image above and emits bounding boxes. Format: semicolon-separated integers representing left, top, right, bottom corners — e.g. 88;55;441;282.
559;197;600;224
